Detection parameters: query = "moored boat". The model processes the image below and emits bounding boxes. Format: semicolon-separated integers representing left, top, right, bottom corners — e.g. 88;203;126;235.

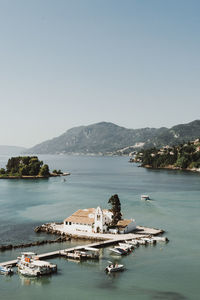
150;236;169;243
0;265;13;275
141;237;156;244
126;240;139;247
17;252;57;277
136;239;147;245
118;243;134;251
109;247;128;255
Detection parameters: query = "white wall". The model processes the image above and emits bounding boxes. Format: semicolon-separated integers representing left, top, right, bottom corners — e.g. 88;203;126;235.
124;220;136;233
64;222;93;233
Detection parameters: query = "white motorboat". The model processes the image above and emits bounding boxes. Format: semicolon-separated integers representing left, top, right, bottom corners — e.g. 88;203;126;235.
109;247;128;255
141;195;150;200
18;265;40;277
17;252;57;277
150;236;169;243
0;265;13;275
141;238;156;244
105;261;124;273
136;239;147;245
126;240;139;246
118;243;133;250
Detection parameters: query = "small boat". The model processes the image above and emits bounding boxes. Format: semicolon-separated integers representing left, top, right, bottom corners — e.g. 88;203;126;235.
0;265;13;275
141;237;156;244
126;240;139;247
109;247;128;255
105;261;124;273
141;195;150;200
136;239;147;245
150;236;169;243
118;243;134;251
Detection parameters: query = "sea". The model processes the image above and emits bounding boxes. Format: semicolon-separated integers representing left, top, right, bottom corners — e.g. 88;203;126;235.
0;154;199;300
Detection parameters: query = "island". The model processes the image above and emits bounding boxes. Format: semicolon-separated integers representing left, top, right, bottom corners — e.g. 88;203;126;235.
130;139;200;172
0;156;70;179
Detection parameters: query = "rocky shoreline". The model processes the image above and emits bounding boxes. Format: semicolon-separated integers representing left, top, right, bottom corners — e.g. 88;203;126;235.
0;236;70;252
35;223;106;241
143;164;200;173
0;222;106;252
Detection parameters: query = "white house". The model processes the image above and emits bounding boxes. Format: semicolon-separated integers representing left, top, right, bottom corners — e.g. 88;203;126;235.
64;206;136;234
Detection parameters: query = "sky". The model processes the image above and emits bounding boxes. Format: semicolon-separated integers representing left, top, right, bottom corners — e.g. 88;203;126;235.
0;0;200;147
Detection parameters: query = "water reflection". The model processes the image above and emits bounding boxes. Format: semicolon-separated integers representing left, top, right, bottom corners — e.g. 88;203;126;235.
19;274;52;286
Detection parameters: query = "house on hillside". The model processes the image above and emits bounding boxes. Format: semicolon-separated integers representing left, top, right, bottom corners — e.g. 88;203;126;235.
63;206;136;234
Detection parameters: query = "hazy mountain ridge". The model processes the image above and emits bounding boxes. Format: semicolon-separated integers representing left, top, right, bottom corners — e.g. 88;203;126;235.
0;145;26;155
25;120;200;155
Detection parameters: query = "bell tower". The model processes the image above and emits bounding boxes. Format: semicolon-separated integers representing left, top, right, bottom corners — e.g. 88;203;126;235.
94;206;103;233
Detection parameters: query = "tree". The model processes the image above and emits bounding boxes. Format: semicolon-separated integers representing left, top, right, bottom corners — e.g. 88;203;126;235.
29;157;41;175
39;164;50;177
0;168;6;175
108;194;122;226
52;169;63;174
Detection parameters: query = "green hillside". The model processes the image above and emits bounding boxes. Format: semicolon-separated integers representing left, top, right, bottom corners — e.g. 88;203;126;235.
25;120;200;155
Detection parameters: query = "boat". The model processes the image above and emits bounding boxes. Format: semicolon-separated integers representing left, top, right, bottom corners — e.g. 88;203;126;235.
17;252;57;277
141;238;156;244
109;247;128;255
135;239;147;245
150;236;169;243
126;240;139;247
18;265;40;277
0;265;13;275
105;261;124;273
63;247;100;260
141;195;150;200
118;243;134;251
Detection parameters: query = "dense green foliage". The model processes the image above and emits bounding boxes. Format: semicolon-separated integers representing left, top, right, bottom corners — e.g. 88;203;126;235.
0;156;50;177
108;194;122;226
52;169;63;174
39;164;50;177
138;140;200;169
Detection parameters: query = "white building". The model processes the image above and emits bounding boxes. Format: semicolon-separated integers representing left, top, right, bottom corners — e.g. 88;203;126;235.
64;206;136;234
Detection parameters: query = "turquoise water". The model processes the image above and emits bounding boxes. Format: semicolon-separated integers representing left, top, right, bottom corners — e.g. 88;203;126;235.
0;155;200;300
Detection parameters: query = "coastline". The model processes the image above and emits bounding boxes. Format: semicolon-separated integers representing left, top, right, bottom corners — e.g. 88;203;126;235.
143;164;200;173
0;172;70;179
34;222;165;241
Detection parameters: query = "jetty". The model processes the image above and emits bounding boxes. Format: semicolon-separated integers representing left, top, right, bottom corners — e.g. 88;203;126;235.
0;229;168;267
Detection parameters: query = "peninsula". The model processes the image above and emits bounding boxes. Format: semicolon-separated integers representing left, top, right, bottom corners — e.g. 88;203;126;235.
131;139;200;172
0;156;70;179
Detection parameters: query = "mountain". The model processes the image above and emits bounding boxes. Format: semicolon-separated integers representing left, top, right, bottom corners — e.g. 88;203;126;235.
25;120;200;155
0;145;26;155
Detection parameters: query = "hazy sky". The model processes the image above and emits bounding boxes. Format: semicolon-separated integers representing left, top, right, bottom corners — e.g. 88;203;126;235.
0;0;200;147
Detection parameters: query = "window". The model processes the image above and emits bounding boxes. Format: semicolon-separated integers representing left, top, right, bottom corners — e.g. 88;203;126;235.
69;222;71;225
97;215;100;221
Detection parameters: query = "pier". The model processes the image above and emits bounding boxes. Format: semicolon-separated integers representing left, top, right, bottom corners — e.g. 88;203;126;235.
0;230;167;267
0;238;127;267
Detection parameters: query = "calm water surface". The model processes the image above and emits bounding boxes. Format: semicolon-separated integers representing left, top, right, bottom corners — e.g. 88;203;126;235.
0;155;199;300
